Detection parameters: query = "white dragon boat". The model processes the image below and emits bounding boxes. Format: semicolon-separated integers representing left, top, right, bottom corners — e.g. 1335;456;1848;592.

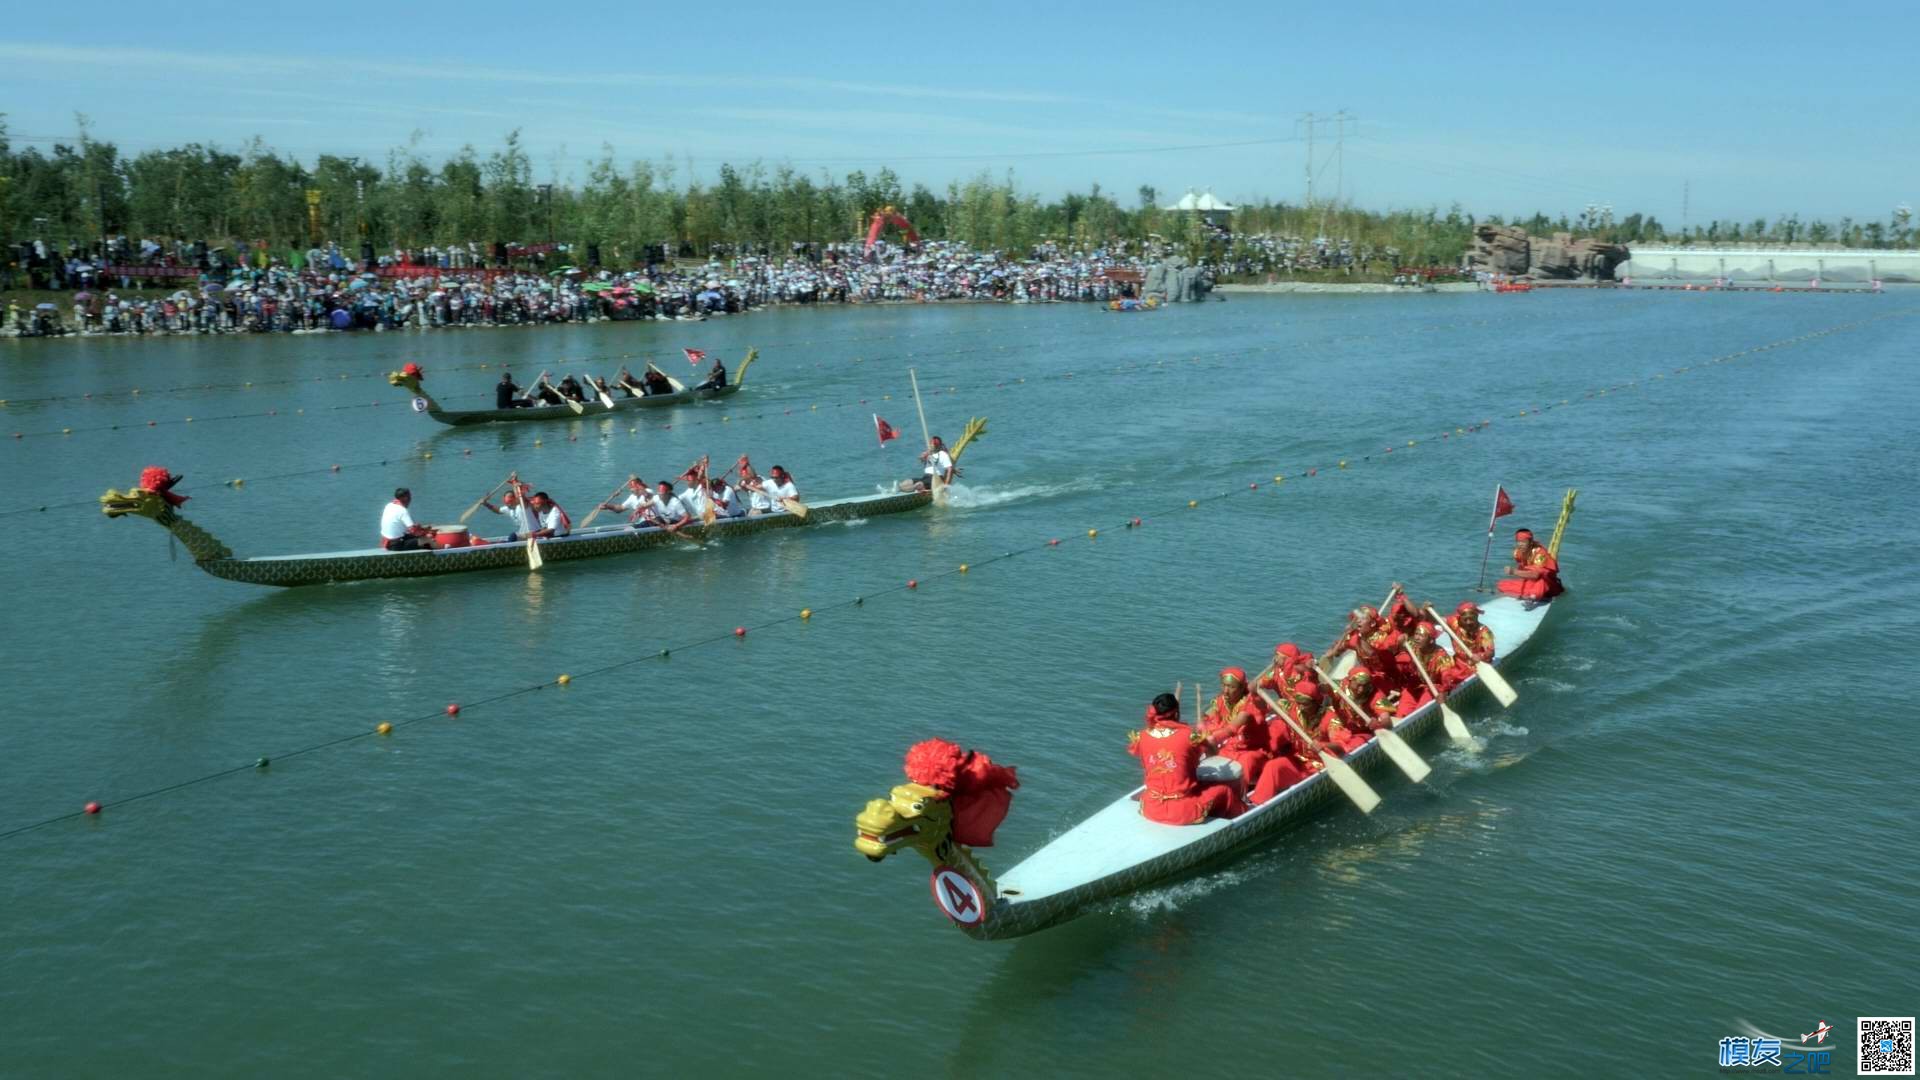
855;493;1575;940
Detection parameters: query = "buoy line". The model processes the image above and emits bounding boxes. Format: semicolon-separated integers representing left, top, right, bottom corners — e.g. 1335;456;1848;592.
5;303;1596;426
0;311;1902;844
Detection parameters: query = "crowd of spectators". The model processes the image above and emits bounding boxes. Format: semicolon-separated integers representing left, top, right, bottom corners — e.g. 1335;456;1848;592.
2;232;1197;337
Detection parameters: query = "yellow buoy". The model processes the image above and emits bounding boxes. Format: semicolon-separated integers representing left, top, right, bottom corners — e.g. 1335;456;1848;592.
1338;460;1348;469
1087;529;1098;538
423;451;433;460
62;427;72;435
376;722;393;735
1188;500;1198;508
1274;475;1285;483
557;673;571;686
800;608;812;620
958;564;969;573
533;439;543;447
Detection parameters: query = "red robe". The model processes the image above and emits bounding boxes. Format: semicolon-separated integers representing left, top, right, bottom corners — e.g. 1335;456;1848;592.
1443;616;1497;682
1129;722;1245;825
1497;545;1564;600
1200;694;1271;787
1314;707;1372;754
946;751;1019;847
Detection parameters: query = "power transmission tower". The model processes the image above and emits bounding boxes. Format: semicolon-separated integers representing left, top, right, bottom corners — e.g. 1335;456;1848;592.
1299;112;1316;208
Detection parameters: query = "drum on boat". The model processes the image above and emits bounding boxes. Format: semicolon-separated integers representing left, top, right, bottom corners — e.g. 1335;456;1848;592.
433;524;471;549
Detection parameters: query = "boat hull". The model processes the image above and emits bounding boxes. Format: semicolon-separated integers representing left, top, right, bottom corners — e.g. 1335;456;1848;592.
198;491;929;587
427;383;741;425
961;593;1557;940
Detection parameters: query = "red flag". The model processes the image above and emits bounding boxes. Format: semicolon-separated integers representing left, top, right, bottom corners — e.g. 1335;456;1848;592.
1490;485;1515;527
683;347;707;366
874;415;900;447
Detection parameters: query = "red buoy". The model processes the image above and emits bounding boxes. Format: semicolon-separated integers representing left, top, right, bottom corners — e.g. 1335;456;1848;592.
907;579;918;589
734;626;747;637
84;801;101;815
445;703;461;716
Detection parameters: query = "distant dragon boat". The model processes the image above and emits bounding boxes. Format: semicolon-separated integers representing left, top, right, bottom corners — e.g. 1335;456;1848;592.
387;349;757;426
854;492;1575;940
100;417;984;588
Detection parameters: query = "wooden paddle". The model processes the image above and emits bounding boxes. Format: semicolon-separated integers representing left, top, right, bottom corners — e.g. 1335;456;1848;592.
526;534;544;570
907;368;946;506
539;372;584;415
457;473;516;525
1315;662;1433;783
1407;645;1475;745
1425;604;1518;707
780;497;810;519
578;476;638;529
1258;688;1380;814
583;373;616;410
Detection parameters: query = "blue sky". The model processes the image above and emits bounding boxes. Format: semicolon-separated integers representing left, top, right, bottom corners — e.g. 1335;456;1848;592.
1;0;1912;227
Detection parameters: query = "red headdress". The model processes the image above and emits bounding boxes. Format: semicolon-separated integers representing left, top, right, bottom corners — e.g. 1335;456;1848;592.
1456;601;1483;616
1145;700;1179;725
138;466;189;507
902;738;1019;847
1220;666;1247;685
402;362;424;379
904;738;968;792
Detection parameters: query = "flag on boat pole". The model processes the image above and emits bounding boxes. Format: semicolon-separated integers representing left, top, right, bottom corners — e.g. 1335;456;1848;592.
1477;485;1514;591
874;415;900;447
683;347;706;366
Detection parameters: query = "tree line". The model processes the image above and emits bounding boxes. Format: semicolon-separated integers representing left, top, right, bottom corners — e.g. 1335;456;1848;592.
2;120;1912;266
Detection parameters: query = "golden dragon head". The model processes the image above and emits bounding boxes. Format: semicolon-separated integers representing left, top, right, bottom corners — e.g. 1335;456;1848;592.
854;782;953;864
386;365;425;396
99;486;170;520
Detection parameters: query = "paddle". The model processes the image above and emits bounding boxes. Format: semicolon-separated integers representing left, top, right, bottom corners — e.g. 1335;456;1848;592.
526;534;544;570
583;373;616;410
1407;645;1475;745
1258;688;1381;814
1425;604;1518;707
780;497;810;519
539;372;584;415
457;473;516;525
579;475;638;529
907;367;946;505
1314;662;1432;783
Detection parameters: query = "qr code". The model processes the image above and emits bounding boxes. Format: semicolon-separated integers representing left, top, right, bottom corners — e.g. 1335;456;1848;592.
1860;1017;1915;1076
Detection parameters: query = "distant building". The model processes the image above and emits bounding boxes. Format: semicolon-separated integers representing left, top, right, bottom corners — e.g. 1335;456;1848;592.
1163;188;1236;229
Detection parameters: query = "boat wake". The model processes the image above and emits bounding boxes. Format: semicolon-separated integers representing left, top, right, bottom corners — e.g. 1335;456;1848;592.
1518;676;1576;693
1121;866;1256;920
942;480;1097;509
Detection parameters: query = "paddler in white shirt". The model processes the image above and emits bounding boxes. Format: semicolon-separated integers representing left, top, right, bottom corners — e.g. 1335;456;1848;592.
480;477;536;540
902;436;953;493
742;464;799;514
706;477;746;519
526;491;571;539
600;476;654;525
646;480;693;532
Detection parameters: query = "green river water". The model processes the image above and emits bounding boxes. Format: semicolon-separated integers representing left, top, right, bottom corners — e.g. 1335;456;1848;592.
2;290;1915;1077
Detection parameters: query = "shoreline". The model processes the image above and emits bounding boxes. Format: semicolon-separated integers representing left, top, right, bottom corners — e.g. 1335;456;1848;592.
1214;282;1481;295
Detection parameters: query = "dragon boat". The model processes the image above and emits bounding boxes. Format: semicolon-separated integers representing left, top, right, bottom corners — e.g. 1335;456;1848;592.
100;418;984;588
387;349;757;427
855;492;1576;941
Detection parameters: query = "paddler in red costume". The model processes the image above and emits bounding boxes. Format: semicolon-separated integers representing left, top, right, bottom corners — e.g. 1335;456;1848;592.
1340;605;1406;690
1313;671;1379;754
1496;528;1564;601
1129;693;1245;825
1199;668;1271;795
1442;601;1497;681
1397;621;1459;707
902;738;1019;847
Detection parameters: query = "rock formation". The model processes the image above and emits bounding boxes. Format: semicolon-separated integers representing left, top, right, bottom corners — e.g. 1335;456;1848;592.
1470;225;1627;281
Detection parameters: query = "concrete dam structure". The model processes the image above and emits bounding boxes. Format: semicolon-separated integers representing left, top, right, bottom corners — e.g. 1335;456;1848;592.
1619;246;1920;283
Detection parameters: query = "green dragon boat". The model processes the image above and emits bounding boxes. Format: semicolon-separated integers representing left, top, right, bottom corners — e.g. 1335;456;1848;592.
388;349;757;427
101;417;984;588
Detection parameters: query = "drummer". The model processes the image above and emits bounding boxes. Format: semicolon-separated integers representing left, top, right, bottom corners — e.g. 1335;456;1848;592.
694;357;728;391
379;487;436;551
1128;693;1244;826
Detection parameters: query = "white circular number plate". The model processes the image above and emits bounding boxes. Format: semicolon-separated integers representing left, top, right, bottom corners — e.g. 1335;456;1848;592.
930;867;985;926
411;397;430;413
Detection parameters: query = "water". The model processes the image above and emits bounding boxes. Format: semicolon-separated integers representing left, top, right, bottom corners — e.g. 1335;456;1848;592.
3;291;1916;1076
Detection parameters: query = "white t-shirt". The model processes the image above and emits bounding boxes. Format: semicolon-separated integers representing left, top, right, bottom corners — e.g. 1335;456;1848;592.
682;487;712;518
744;481;775;513
923;449;953;480
494;499;533;536
765;477;798;504
617;490;653;516
711;484;745;518
379;500;416;541
536;504;570;536
653;494;690;524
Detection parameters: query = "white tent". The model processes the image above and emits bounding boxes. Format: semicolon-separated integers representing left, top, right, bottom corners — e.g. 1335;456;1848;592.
1163;188;1236;213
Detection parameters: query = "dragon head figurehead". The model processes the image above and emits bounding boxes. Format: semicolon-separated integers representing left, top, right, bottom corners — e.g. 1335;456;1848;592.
387;363;440;411
100;467;233;562
855;782;953;864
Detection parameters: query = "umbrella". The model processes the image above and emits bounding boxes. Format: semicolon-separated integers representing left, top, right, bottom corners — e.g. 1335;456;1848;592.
348;279;370;290
582;282;613;293
73;291;93;303
631;282;655;294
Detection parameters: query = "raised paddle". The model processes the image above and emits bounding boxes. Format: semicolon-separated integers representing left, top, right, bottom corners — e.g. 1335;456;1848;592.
578;476;638;530
907;367;946;505
526;534;544;570
1314;662;1433;783
539;372;584;415
457;473;516;525
581;372;616;410
1407;645;1475;745
1258;688;1381;814
1425;604;1518;707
